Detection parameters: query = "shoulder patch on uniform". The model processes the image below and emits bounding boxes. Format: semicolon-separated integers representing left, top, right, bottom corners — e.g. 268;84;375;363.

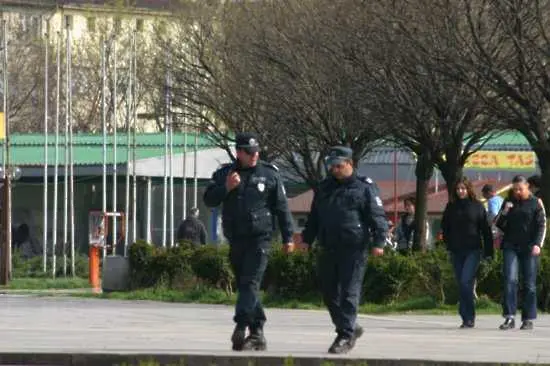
362;176;373;184
262;161;279;171
217;162;232;170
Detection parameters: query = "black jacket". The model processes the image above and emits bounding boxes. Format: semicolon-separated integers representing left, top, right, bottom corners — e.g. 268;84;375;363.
495;195;546;252
177;217;207;246
441;198;493;258
203;160;294;244
301;173;388;249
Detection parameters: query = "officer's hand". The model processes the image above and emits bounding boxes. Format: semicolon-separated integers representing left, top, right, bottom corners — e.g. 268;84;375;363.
297;243;309;252
225;172;241;191
532;245;541;256
371;247;384;257
283;242;295;254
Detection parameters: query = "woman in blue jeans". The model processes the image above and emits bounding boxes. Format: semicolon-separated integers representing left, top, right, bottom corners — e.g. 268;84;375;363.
441;177;494;328
495;175;546;330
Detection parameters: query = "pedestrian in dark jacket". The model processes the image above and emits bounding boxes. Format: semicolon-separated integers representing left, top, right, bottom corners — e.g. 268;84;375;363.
177;207;207;246
527;175;542;199
441;177;493;329
294;146;388;354
496;175;546;330
203;132;294;352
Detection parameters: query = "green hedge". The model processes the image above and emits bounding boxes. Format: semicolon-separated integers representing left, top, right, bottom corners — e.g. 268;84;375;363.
12;249;89;279
128;240;550;310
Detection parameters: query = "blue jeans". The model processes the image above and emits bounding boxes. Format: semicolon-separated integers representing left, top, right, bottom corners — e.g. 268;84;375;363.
502;248;538;321
451;250;481;323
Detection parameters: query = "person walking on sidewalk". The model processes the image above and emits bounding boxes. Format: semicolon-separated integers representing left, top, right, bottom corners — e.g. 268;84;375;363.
203;132;294;351
495;175;546;330
442;177;494;329
293;146;388;354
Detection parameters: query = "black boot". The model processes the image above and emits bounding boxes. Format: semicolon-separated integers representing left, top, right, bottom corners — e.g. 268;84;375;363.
520;320;534;330
499;318;515;330
231;325;247;351
242;327;267;351
354;325;364;339
460;320;475;329
328;335;355;354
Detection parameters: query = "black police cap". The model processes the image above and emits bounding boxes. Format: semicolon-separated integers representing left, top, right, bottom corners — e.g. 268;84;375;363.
235;132;260;153
325;146;353;165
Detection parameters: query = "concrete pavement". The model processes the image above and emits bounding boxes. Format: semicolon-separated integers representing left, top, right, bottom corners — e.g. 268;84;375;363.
1;295;549;365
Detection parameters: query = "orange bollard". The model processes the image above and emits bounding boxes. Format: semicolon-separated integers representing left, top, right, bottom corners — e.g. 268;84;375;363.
89;245;101;293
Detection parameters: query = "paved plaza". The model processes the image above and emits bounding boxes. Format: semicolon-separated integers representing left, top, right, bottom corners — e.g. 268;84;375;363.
1;295;549;365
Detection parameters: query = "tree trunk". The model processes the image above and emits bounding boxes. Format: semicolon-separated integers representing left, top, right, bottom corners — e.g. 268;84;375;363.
413;151;434;252
439;162;463;202
535;148;550;215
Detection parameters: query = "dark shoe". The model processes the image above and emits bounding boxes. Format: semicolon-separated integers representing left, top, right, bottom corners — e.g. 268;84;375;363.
499;318;515;330
242;328;267;351
520;320;534;330
231;325;247;351
328;335;355;354
354;325;364;339
460;320;475;329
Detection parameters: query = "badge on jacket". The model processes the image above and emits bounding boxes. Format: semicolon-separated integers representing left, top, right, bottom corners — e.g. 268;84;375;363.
257;182;265;192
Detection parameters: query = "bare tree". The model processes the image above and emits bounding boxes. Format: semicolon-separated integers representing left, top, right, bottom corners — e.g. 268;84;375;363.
451;0;550;209
346;0;497;250
157;0;385;187
1;15;49;132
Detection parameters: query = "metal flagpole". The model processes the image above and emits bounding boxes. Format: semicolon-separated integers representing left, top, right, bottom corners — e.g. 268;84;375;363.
52;29;61;278
146;177;151;244
68;17;75;277
131;29;137;245
124;49;131;256
182;114;187;220
63;16;69;277
101;39;107;259
162;71;168;248
112;39;118;255
1;19;7;284
43;28;49;273
168;75;174;247
193;131;198;208
2;18;13;282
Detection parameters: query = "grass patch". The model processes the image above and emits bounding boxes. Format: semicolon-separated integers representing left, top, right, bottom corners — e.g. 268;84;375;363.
98;286;236;305
2;277;90;290
78;285;503;315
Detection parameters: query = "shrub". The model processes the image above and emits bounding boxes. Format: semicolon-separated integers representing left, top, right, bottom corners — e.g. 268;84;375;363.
12;249;89;279
264;246;318;298
191;245;234;295
126;241;550;311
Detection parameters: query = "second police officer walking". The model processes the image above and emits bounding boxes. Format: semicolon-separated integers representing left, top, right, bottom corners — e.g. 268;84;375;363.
294;146;388;354
203;132;294;351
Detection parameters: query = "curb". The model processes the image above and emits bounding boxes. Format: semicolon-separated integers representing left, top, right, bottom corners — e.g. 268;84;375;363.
0;288;98;295
0;353;544;366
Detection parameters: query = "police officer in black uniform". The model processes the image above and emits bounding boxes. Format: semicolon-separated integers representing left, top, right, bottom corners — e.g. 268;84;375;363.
294;146;388;354
203;132;294;351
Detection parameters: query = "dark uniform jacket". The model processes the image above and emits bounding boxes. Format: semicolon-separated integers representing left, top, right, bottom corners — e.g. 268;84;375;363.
203;160;294;244
495;195;547;252
301;173;388;249
441;199;494;258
